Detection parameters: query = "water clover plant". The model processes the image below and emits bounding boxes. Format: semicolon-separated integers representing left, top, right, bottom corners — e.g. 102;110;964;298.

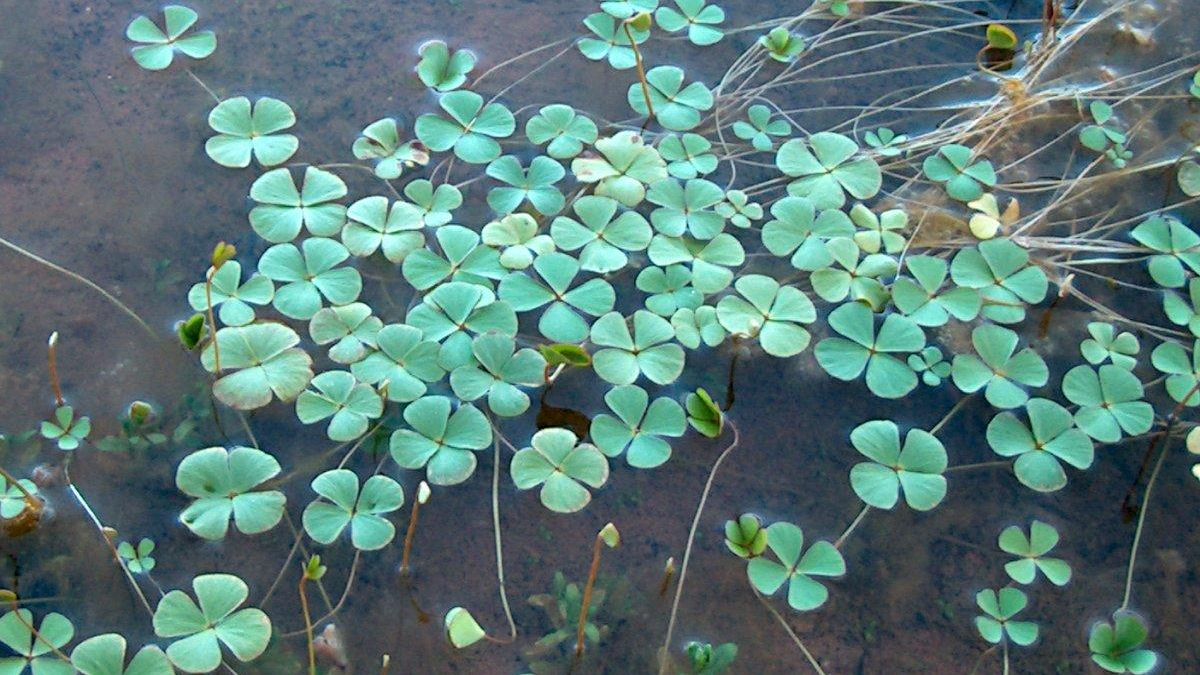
125;5;215;71
485;155;566;215
848;420;947;511
601;0;659;20
578;12;650;70
117;538;157;575
715;274;816;357
685;388;723;437
404;179;462;229
1163;277;1200;336
590;310;685;385
571;131;668;206
725;514;767;558
998;520;1071;586
908;346;951;386
188;261;273;327
0;610;74;675
449;332;546;417
351;323;444;402
864;127;907;156
525;104;598;160
815;302;926;399
986;398;1094;492
550;195;652;273
302;469;404;551
758;27;804;63
498;251;616;343
482;213;555;270
974;588;1037;646
352;118;430;180
403;225;506;292
949;239;1048;324
809;237;896;309
258;237;362;319
776;132;882;209
295;371;383;441
415;91;515;164
389;396;492;485
205;96;299;168
659;133;718;179
1080;322;1140;369
511;428;609;513
416;40;475;92
153;574;271;673
405;282;517;370
1079;101;1131;167
1150;339;1200;406
201;323;314;410
1060;365;1152;442
647;232;745;294
892;255;981;327
761;196;854;271
746;522;845;611
684;641;737;674
444;607;487;649
590;384;686;468
175;446;286;540
1089;612;1157;674
343;196;425;263
655;0;725;46
627;66;714;131
40;405;90;451
248;167;348;243
732;105;789;151
849;203;906;254
716;190;762;229
646;178;727;239
950;323;1049;409
922;144;996;202
70;633;172;675
1129;215;1200;288
638;265;701;316
0;479;37;519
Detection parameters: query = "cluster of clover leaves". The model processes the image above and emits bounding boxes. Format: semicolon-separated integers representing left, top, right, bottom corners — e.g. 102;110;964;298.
4;2;1197;673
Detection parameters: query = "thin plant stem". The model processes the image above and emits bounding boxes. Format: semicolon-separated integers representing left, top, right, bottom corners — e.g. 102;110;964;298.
205;269;221;373
1002;640;1010;675
574;533;606;658
1120;433;1171;611
751;586;827;674
282;551;360;637
624;23;655;122
945;460;1011;474
298;572;316;675
930;394;973;436
399;497;423;576
0;235;157;338
65;477;155;619
186;67;221;103
46;332;64;407
659;421;740;673
834;505;871;550
0;465;38;506
491;431;517;643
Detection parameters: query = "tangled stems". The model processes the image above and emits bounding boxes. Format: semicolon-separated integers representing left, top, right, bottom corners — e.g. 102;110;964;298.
659;420;740;674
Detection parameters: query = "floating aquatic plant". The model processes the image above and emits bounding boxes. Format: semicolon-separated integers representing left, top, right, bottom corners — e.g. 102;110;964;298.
249;167;348;243
590;384;686;468
716;274;816;357
815;302;925;399
1089;612;1157;674
201;323;314;409
974;588;1037;646
627;66;714;131
922;144;996;202
571;131;668;206
998;520;1071;586
295;371;383;441
732;105;789;151
499;251;616;343
551;195;652;273
125;5;215;71
758;27;804;63
258;237;362;320
590;310;685;385
351;323;444;402
416;40;476;92
951;323;1048;409
659;133;718;179
986;398;1094;492
175;445;286;540
205;97;299;169
525;105;599;160
485;155;566;215
746;522;844;611
482;213;556;270
153;574;271;673
848;420;947;511
415;91;515;164
449;332;546;417
71;633;172;675
352;118;430;180
0;610;74;675
40;405;91;451
655;0;725;46
302;469;405;551
343;195;426;264
511;428;609;513
188;261;273;327
389;396;492;486
777;132;882;210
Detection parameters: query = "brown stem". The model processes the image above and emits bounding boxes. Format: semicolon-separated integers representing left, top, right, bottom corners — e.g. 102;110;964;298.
657;557;676;598
0;465;38;506
724;341;740;412
205;269;221;374
1121;379;1200;521
575;534;605;658
623;23;654;123
299;574;316;675
46;332;64;407
399;499;423;576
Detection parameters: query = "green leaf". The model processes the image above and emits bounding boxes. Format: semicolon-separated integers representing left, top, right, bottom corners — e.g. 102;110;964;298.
302;469;404;551
154;574;271;672
591;384;685;468
526;104;599;159
126;5;216;71
998;520;1072;586
746;522;844;611
686;388;723;437
72;633;173;675
986;398;1094;492
1089;612;1157;674
715;274;815;357
415;91;514;164
815;303;925;399
848;420;947;510
572;131;668;206
249;167;348;242
444;607;487;648
512;428;609;512
415;40;476;92
175;446;285;540
201;323;313;410
205;97;298;168
590;310;685;385
295;371;383;441
950;323;1048;409
389;396;492;485
777;133;881;209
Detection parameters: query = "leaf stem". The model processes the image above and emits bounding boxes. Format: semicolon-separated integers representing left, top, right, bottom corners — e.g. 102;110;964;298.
491;429;517;643
205;268;221;374
575;532;606;657
834;504;871;550
46;332;64;407
751;585;827;674
659;421;740;673
299;572;316;675
399;495;423;576
930;393;973;436
1120;431;1171;612
624;23;655;123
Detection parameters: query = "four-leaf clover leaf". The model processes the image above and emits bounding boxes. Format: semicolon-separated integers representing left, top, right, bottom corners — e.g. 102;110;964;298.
205;96;299;168
732;104;789;151
746;522;845;611
974;588;1037;646
449;332;547;417
777;132;882;209
848;420;947;511
153;574;271;673
511;428;610;513
628;66;714;132
550;195;652;273
415;91;515;164
485;155;566;215
188;261;274;327
951;323;1048;409
175;446;286;540
716;274;816;357
258;237;362;319
655;0;725;46
125;5;216;71
248;167;348;243
986;398;1094;492
295;371;383;441
302;469;405;550
1089;612;1158;674
1061;365;1152;442
923;144;997;202
389;396;492;485
815;302;926;399
590;384;686;468
525;104;599;159
998;520;1071;586
499;251;616;343
351;323;445;402
0;610;74;675
416;40;476;92
590;310;685;385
